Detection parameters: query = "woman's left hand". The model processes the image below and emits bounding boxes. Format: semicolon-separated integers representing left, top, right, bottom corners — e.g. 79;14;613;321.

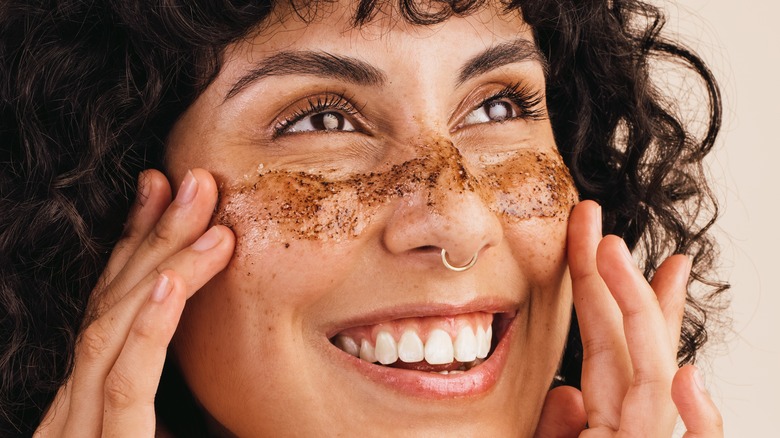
533;200;723;437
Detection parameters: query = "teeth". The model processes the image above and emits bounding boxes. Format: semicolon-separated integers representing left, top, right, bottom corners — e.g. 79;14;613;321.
334;335;360;357
397;330;424;363
424;329;454;365
360;338;377;363
453;326;478;362
476;325;492;359
375;331;398;365
335;319;496;367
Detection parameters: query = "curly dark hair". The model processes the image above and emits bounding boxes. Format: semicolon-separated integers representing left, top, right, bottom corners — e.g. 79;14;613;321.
0;0;727;435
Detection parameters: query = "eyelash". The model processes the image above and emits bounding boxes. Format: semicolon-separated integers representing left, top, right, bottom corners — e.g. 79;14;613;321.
477;82;546;122
274;94;360;136
273;83;546;136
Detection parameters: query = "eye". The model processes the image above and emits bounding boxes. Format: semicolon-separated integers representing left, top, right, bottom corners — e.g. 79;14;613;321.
275;94;364;136
286;111;356;133
463;99;517;126
457;83;546;129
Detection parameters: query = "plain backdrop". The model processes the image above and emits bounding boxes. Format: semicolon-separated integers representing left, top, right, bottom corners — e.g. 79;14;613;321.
662;0;780;434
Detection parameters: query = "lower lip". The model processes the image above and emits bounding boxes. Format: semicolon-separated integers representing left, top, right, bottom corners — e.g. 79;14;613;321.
329;316;518;399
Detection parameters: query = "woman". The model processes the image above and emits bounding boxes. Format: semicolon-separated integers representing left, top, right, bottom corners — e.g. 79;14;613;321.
0;0;726;436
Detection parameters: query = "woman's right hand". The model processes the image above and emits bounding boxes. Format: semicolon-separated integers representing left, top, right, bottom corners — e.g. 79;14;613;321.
34;169;235;437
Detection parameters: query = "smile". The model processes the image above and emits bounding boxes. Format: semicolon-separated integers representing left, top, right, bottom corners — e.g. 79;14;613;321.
327;308;518;398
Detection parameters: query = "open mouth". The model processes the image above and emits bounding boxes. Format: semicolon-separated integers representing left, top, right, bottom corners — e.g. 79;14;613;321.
329;311;516;375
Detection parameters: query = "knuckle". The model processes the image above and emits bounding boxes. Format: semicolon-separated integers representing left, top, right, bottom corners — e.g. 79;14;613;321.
130;311;164;346
632;373;668;388
77;324;113;362
581;337;618;360
147;218;180;251
104;367;137;410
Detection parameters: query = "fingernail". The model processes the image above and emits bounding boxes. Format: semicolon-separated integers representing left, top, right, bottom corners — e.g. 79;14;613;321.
192;226;223;251
151;274;171;303
175;170;198;205
693;367;708;393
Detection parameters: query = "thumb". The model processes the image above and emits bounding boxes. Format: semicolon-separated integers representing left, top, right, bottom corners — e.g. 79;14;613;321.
533;385;587;438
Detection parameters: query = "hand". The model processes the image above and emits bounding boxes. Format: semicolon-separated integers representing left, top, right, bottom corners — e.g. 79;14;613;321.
34;169;235;437
534;200;723;437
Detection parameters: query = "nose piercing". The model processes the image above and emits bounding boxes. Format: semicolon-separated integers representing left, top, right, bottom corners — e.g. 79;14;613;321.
441;248;479;272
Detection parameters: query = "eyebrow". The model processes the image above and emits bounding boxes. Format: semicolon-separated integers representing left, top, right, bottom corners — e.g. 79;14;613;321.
225;51;387;100
224;38;544;100
457;39;546;85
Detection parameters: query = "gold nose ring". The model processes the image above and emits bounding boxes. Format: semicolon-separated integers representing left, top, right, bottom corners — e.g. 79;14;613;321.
441;249;479;272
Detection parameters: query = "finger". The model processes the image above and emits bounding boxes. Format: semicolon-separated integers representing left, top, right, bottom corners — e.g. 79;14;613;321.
673;365;723;438
95;168;218;314
596;235;678;435
567;200;631;428
98;170;172;290
533;386;587;438
34;380;72;436
62;226;234;437
650;254;692;352
101;272;185;437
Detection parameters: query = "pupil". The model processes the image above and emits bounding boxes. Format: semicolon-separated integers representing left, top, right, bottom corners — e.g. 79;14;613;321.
487;102;510;121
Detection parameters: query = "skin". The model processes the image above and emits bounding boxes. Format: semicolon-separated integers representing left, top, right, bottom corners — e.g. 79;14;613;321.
34;1;724;437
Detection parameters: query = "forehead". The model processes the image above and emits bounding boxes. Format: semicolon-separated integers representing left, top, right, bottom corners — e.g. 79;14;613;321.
226;0;534;62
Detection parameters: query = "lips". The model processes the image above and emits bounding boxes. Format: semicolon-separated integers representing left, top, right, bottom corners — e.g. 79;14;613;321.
327;308;518;397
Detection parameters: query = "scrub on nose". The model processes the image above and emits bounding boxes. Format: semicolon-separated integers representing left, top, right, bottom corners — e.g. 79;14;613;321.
216;139;578;247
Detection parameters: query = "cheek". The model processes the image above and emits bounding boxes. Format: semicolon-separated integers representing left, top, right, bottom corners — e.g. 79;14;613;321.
478;149;579;222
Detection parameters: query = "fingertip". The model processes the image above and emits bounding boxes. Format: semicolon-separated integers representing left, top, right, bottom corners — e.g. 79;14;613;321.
144;168;174;200
595;234;635;279
158;268;185;291
154;270;188;308
150;273;172;303
673;365;723;435
534;385;587;438
567;201;603;277
190;167;219;198
656;254;692;280
652;253;691;311
568;200;602;235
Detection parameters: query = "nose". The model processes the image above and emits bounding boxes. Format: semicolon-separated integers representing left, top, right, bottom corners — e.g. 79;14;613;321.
382;151;503;270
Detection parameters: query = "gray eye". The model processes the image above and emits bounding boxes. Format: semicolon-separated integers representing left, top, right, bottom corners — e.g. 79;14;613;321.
288;111;356;133
464;100;516;125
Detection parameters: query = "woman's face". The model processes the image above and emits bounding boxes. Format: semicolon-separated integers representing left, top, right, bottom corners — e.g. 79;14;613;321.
165;1;578;435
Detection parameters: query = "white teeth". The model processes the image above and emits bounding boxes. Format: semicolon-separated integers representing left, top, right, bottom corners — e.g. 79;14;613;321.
453;326;478;362
424;329;454;365
338;321;494;366
476;325;492;359
334;335;360;357
374;331;398;365
398;330;424;363
360;338;377;363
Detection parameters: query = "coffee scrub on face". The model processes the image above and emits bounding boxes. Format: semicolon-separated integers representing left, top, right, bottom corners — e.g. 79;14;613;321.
217;138;578;249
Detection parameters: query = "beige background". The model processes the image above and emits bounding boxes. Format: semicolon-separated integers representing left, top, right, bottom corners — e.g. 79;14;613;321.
664;0;780;434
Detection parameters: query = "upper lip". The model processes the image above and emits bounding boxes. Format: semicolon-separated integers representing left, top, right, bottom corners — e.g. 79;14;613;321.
323;296;521;339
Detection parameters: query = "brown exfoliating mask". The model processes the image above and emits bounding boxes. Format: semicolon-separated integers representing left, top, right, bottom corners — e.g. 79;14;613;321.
216;139;578;247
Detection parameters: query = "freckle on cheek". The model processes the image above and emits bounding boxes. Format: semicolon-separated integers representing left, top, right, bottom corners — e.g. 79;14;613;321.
215;139;578;249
